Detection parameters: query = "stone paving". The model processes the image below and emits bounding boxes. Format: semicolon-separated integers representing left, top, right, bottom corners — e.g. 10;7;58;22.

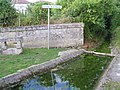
107;55;120;82
95;48;120;90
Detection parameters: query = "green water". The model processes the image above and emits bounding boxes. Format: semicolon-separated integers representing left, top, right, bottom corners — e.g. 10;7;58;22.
12;54;112;90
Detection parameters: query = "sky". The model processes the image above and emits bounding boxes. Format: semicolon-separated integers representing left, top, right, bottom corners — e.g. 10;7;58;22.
27;0;57;3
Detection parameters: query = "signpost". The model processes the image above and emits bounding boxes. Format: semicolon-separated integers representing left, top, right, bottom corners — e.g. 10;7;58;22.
42;5;62;49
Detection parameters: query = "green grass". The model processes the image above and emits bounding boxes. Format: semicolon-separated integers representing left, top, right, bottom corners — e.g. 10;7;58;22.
0;48;64;78
95;42;111;53
89;41;111;53
112;26;120;48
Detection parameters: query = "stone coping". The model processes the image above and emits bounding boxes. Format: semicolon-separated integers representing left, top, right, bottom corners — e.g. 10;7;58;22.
0;23;84;32
95;56;117;90
0;37;23;42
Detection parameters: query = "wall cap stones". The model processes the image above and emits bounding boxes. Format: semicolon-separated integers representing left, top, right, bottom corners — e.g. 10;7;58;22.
0;23;84;32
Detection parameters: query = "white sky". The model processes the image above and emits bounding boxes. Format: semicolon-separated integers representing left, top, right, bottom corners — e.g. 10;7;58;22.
27;0;57;3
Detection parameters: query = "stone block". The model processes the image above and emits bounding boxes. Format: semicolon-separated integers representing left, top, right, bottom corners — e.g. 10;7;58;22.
1;42;7;50
58;49;79;57
0;78;6;89
2;48;22;55
16;41;22;49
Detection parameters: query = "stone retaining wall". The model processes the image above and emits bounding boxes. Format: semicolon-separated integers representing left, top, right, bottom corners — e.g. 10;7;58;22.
0;23;84;48
0;49;85;89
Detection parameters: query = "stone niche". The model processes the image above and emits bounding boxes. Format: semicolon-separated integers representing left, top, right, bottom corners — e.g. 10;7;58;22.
0;37;23;55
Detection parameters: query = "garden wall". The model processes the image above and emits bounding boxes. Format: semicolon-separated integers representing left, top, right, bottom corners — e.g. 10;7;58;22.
0;23;84;48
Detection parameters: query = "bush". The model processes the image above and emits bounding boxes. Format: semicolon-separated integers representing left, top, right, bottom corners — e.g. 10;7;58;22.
53;0;120;42
50;17;72;24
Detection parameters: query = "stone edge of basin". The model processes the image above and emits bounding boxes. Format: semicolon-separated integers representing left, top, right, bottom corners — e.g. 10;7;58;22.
0;49;85;89
0;49;114;89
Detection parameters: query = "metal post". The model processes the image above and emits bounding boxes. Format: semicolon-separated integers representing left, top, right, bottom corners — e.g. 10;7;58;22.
48;8;50;49
18;12;20;26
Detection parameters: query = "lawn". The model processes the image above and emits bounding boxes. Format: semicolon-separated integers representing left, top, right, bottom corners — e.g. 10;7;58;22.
0;48;64;78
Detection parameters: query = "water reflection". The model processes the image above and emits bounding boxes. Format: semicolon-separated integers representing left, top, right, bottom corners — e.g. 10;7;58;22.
23;73;78;90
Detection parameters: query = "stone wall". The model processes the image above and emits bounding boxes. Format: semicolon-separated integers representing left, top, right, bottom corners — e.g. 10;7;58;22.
0;23;84;48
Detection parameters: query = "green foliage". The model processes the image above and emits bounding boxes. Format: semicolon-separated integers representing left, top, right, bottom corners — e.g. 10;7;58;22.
51;0;75;20
95;42;111;53
24;2;49;25
0;0;18;27
56;0;75;9
18;2;49;26
53;0;120;42
112;26;120;48
17;13;33;26
66;0;110;38
111;0;120;31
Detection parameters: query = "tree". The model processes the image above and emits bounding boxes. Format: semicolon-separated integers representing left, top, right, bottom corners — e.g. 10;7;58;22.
51;0;75;19
56;0;75;9
111;0;120;30
0;0;18;27
53;0;120;42
62;0;105;39
26;2;49;25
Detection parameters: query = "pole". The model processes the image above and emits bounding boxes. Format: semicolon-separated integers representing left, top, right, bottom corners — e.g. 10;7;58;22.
48;8;50;49
19;12;20;26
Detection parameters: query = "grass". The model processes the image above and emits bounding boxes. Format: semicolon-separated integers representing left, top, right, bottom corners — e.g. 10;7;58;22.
0;48;64;78
112;26;120;48
95;42;111;53
104;81;120;90
89;41;111;53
